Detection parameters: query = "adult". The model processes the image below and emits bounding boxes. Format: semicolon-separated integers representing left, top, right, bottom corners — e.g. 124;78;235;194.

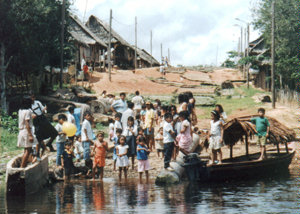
131;91;144;115
18;97;36;168
176;111;192;153
30;93;58;153
121;101;135;130
215;104;227;124
188;97;197;126
178;93;189;113
111;92;127;114
144;101;155;150
159;64;164;76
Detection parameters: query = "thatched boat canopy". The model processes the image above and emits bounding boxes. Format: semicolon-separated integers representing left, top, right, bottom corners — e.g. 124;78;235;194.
223;115;296;146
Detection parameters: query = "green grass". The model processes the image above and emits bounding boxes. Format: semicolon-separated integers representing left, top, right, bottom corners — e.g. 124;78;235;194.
0;128;21;155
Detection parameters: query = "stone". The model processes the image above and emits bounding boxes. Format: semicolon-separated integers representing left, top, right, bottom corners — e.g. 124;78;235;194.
194;96;216;106
170;162;185;176
90;98;112;114
258;94;271;103
155;169;180;185
221;81;234;89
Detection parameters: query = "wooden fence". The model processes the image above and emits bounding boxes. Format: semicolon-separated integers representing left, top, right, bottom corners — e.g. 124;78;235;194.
276;89;299;106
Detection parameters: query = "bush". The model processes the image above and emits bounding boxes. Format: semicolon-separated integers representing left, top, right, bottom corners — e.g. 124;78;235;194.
0;111;18;133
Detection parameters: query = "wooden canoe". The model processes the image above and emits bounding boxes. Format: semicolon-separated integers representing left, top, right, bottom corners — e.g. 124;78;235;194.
185;148;295;182
6;154;49;195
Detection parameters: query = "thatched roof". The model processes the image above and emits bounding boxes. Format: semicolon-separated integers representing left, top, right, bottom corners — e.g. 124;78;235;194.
86;15;132;48
223;115;296;146
133;46;160;66
69;14;107;48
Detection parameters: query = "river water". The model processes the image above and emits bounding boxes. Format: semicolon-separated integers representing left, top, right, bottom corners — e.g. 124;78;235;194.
0;168;299;214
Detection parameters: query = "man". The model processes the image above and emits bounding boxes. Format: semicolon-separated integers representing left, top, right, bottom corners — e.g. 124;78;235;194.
144;101;155;150
111;92;127;114
30;94;58;155
131;90;144;115
121;101;135;129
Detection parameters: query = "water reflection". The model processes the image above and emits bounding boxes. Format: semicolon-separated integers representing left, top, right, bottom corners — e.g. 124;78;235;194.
1;169;299;214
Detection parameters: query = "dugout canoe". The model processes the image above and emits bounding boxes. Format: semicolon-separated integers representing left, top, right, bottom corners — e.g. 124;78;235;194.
6;154;49;195
185;148;295;182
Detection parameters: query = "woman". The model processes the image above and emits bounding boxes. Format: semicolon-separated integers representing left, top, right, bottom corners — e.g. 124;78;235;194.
188;97;197;126
18;97;36;168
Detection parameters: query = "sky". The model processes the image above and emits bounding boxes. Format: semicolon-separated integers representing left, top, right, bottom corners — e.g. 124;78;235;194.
71;0;261;66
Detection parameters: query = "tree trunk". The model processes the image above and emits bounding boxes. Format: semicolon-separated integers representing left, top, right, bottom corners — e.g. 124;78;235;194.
0;43;7;113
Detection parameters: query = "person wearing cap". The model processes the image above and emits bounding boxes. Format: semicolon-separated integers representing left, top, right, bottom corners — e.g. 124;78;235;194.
111;92;127;114
144;101;155;150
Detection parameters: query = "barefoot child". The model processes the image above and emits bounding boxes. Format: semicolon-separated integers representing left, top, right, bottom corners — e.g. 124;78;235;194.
113;113;122;138
113;128;123;170
116;136;129;180
137;137;151;183
163;113;176;171
155;127;164;158
92;132;108;180
208;110;223;165
55;114;67;167
250;108;270;160
61;142;75;181
123;116;137;170
74;136;83;162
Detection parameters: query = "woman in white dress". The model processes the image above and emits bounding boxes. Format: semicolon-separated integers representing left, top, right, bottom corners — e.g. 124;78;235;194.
18;97;36;168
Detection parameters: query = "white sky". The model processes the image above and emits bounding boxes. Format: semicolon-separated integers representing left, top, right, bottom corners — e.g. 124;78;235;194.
71;0;261;66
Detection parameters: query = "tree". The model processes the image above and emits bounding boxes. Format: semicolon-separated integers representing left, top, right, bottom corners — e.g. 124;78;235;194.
222;51;238;68
252;0;299;89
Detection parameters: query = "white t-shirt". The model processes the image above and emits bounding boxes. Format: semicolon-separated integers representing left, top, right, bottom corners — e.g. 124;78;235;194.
109;123;114;132
113;120;122;137
163;122;174;143
121;108;134;129
210;120;222;137
122;125;137;136
81;119;93;141
132;96;144;110
31;100;45;116
55;123;67;142
117;144;129;155
67;113;75;124
74;140;84;154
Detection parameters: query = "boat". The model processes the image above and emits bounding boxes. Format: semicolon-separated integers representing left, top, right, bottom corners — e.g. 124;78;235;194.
184;115;296;182
6;154;49;195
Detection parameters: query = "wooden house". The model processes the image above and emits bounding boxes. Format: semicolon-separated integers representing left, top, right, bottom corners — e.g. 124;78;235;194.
133;46;160;68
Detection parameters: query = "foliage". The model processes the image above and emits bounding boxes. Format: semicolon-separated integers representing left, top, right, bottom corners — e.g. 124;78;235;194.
0;111;18;133
0;127;20;154
252;0;299;89
222;51;238;68
0;0;74;76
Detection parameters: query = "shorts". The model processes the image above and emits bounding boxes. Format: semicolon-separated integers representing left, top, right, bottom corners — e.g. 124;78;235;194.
137;159;151;172
257;136;267;146
144;128;154;136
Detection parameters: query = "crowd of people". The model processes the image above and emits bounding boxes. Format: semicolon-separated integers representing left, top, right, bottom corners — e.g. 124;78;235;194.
17;90;270;182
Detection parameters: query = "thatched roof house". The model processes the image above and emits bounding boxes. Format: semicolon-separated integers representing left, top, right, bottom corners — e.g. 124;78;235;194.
133;46;160;68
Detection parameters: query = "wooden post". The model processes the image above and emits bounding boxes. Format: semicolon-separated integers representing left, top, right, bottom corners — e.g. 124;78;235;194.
230;144;233;159
150;30;152;67
271;1;276;109
160;43;163;63
134;16;137;71
245;136;249;158
108;9;112;82
276;143;280;154
60;0;65;89
284;142;289;154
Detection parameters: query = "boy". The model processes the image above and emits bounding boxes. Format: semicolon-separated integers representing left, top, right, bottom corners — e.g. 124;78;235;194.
55;114;67;166
81;111;94;163
163;113;176;171
251;108;270;160
61;142;74;181
113;113;122;138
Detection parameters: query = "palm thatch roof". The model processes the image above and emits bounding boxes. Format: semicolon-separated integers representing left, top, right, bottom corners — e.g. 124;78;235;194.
133;46;160;66
86;15;132;48
69;14;107;48
223;115;295;146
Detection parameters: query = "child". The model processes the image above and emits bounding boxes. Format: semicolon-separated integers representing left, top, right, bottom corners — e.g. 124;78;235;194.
208;110;223;165
176;111;192;154
113;113;122;138
163;113;176;171
113;128;123;171
108;118;115;142
74;136;83;162
136;127;145;142
55;114;67;166
92;132;108;180
135;114;143;129
140;104;147;122
137;137;151;183
81;111;94;163
123;116;137;170
155;127;164;158
67;106;76;143
61;142;75;181
250;108;270;160
116;136;129;180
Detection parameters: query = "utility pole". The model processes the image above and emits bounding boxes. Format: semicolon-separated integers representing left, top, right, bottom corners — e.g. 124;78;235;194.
160;43;163;63
108;9;112;82
216;45;219;66
271;1;276;108
60;0;65;89
135;16;137;70
168;48;170;66
246;24;250;89
150;30;152;67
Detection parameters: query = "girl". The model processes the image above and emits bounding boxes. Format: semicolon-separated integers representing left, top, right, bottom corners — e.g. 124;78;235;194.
92;132;108;180
61;142;75;181
116;136;129;180
136;127;145;143
154;127;164;158
18;97;36;168
208;110;224;165
113;128;123;171
108;118;115;142
113;113;122;138
123;116;137;170
215;104;227;124
140;104;147;123
74;136;83;162
176;111;192;154
137;137;151;183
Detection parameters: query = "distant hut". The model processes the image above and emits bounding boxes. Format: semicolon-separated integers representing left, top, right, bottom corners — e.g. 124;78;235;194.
69;14;107;70
133;46;160;68
248;36;271;90
86;15;135;69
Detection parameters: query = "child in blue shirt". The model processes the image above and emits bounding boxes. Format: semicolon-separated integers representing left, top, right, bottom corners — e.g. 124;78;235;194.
137;136;151;183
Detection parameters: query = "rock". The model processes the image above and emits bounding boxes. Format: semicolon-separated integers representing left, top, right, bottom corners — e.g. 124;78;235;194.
51;88;78;101
221;81;234;89
258;94;271;103
194;96;216;106
155;169;180;185
170;162;185;176
90;98;112;114
93;113;112;125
